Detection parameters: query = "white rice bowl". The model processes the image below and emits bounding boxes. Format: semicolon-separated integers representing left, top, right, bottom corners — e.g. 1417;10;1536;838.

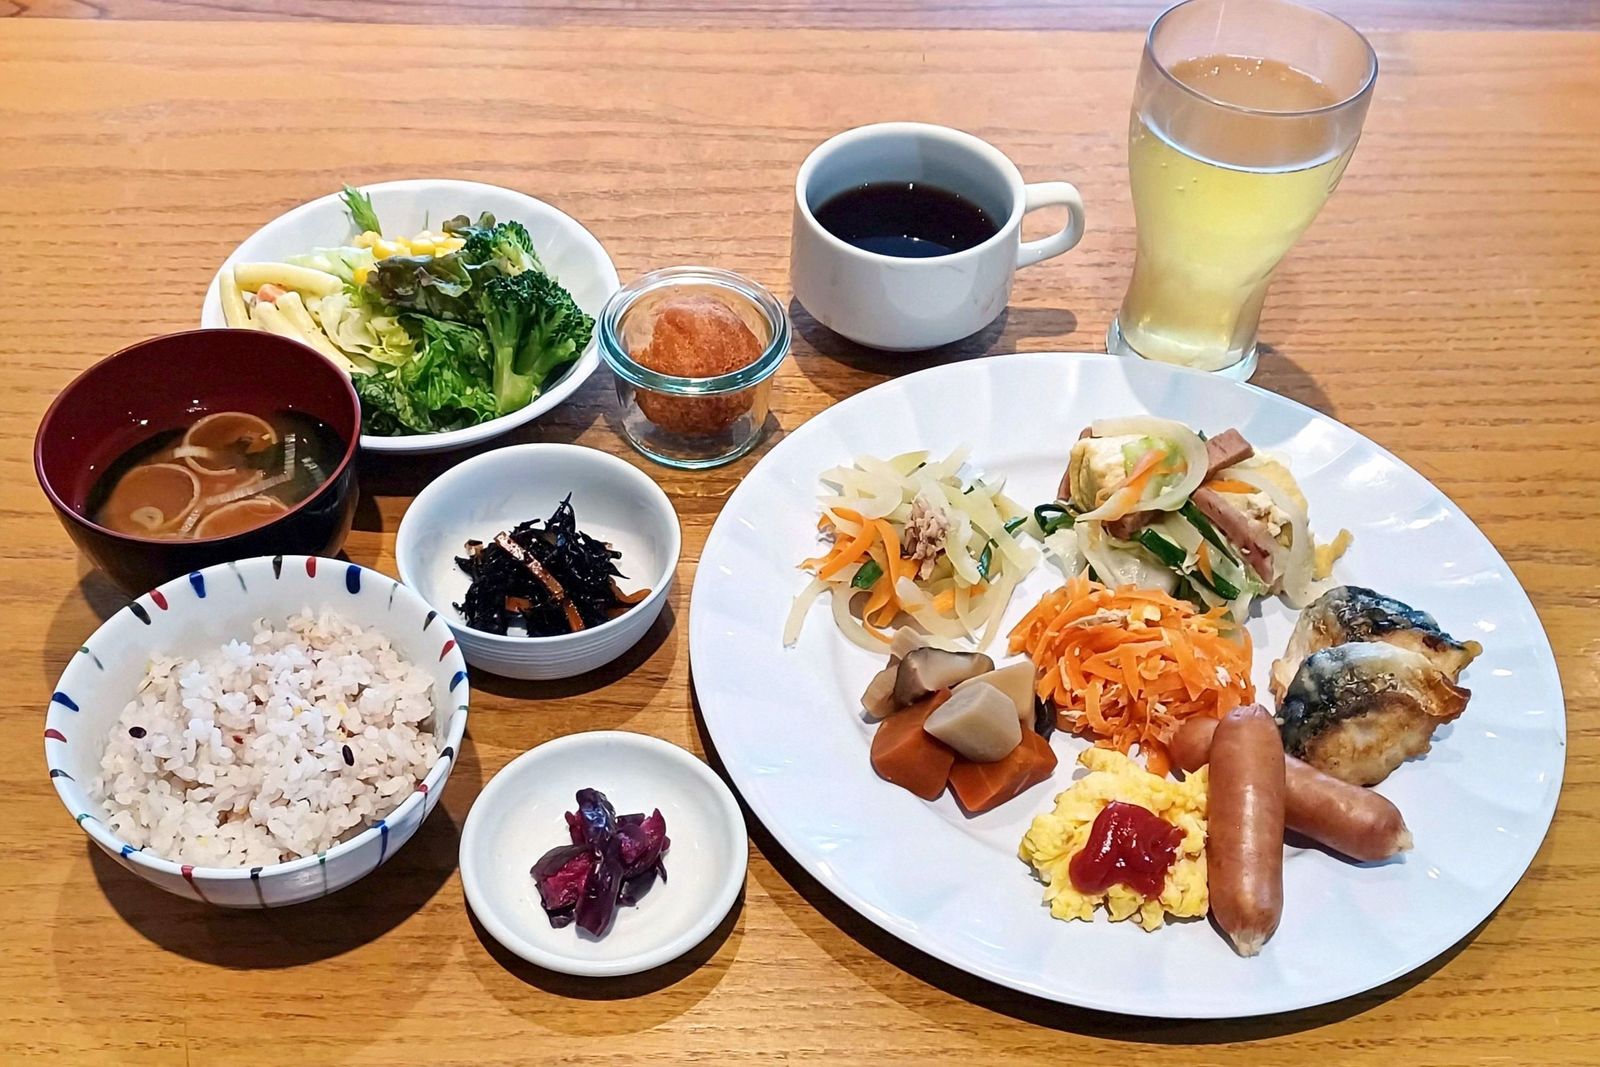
94;610;438;867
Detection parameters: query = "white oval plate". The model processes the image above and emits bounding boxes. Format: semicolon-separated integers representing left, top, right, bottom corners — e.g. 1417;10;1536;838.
688;352;1565;1018
460;732;747;977
200;178;620;455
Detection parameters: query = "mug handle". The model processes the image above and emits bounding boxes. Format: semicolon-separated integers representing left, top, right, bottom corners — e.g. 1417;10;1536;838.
1015;182;1086;268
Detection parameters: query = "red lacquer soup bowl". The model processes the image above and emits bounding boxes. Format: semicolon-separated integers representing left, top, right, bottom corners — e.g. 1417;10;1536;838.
35;330;361;595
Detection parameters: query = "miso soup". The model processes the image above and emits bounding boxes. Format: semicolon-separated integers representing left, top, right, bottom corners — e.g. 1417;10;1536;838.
88;409;344;540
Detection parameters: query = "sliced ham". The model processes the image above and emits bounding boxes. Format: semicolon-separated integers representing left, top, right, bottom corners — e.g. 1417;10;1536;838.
1191;487;1277;583
1204;428;1255;475
1071;427;1257;541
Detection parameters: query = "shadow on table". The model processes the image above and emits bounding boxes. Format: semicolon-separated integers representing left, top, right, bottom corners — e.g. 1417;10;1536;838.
688;689;1493;1042
467;601;679;706
69;734;480;970
788;299;1080;400
1252;342;1337;417
462;887;744;1035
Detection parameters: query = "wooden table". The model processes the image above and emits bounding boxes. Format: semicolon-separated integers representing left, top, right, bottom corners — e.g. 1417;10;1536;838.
2;4;1596;1064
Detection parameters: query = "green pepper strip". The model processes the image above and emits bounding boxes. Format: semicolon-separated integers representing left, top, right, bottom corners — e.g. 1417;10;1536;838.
1033;503;1075;536
851;560;883;589
1179;501;1240;564
976;517;1028;581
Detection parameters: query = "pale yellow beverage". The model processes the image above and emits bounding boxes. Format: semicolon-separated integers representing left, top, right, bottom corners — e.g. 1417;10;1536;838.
1117;55;1351;371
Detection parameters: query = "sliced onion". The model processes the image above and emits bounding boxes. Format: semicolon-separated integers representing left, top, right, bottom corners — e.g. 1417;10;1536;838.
783;577;829;647
1076;417;1208;522
887;450;930;476
923;445;970;481
894;576;931;609
1042;527;1085;577
1228;467;1318;607
976;570;1020;649
200;471;290;509
1078;521;1179;594
819;466;901;520
830;581;892;651
171;446;231;462
904;602;970;640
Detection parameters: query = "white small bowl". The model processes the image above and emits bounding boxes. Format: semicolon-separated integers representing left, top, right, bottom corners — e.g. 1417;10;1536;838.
199;178;620;455
394;443;679;680
461;731;747;976
45;556;470;908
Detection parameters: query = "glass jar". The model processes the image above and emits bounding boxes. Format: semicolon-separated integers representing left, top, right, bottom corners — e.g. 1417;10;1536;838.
597;267;790;469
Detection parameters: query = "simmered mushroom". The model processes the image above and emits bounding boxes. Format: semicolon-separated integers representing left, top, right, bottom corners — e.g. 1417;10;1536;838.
861;664;901;721
893;647;995;708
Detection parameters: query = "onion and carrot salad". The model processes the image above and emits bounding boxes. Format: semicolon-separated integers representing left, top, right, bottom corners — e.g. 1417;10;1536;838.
1007;570;1255;776
784;447;1040;652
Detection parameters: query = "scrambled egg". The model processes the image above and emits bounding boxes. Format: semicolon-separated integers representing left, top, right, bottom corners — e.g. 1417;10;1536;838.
1019;748;1208;931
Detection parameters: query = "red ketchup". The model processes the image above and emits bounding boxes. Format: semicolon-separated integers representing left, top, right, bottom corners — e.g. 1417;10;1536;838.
1068;801;1186;898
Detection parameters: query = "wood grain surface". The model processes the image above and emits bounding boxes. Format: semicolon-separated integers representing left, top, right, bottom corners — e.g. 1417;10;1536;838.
7;0;1600;31
1;14;1597;1066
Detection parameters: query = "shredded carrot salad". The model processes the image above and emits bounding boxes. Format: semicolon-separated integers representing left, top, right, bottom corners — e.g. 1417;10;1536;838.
1006;571;1254;776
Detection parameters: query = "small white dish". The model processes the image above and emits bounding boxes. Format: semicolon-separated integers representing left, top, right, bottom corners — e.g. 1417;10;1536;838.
460;731;747;977
394;443;680;680
199;178;620;455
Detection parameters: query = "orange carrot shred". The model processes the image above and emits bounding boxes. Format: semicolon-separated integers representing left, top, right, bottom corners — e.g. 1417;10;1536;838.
1007;569;1254;776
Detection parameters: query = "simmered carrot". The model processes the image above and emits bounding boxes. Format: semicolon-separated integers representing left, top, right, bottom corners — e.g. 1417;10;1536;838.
870;691;956;800
1007;571;1254;774
947;731;1058;814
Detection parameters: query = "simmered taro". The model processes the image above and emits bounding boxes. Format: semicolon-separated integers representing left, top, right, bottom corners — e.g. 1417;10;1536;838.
455;496;651;636
529;788;670;936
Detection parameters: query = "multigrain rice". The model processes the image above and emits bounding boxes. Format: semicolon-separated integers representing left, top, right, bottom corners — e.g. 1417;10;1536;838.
93;610;437;867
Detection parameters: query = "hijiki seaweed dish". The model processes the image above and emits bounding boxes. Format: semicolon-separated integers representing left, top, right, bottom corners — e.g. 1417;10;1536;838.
455;496;651;636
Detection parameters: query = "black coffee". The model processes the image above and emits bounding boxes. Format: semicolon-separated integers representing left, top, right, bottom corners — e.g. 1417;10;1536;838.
813;182;999;258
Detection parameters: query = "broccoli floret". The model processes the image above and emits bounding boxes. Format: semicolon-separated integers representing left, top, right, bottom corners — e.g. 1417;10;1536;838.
477;271;594;415
445;212;544;277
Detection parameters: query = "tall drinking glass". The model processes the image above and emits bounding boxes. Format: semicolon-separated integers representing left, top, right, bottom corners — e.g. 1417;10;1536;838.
1106;0;1377;377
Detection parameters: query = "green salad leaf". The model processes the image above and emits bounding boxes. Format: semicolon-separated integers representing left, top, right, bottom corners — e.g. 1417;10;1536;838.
332;186;592;436
341;185;384;235
353;317;497;435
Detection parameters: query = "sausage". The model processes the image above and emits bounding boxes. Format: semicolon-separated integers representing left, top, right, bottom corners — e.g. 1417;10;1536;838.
1206;705;1286;957
1173;718;1413;862
1204;428;1254;475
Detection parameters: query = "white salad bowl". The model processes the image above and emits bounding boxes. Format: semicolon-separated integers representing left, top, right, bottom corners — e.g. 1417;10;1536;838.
45;556;470;908
460;731;747;977
394;443;680;680
199;178;620;455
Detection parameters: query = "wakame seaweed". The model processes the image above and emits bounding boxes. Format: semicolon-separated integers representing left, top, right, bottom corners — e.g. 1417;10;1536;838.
454;495;650;636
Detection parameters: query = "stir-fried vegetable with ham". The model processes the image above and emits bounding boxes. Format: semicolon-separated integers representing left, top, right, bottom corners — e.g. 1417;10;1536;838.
785;447;1041;651
1052;418;1351;618
1007;571;1256;775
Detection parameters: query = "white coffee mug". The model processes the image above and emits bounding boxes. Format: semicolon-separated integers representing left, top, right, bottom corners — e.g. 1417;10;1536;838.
791;122;1086;352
